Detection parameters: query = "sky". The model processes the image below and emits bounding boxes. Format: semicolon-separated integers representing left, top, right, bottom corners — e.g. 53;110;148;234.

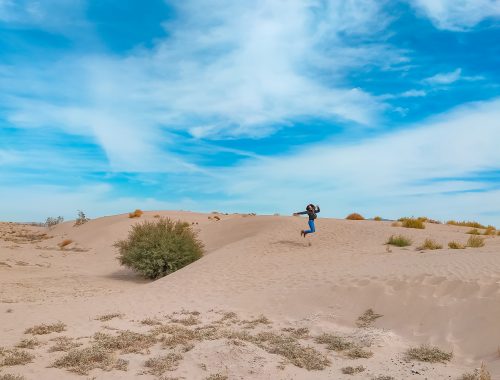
0;0;499;224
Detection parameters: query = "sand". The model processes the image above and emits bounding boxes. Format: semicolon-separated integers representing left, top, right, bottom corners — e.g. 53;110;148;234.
1;211;499;379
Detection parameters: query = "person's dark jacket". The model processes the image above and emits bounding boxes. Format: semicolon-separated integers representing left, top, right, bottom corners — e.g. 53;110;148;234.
296;206;320;220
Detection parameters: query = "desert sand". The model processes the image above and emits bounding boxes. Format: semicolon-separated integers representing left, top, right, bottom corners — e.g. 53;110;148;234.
1;211;499;379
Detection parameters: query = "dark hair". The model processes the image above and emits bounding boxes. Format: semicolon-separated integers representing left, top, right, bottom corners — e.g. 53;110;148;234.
306;203;315;211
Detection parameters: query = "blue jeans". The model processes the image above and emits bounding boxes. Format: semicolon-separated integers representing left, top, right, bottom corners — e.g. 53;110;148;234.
304;220;315;235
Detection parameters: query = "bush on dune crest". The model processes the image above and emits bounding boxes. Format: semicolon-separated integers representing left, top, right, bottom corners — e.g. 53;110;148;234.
398;217;425;229
115;218;204;279
446;220;487;229
346;213;364;220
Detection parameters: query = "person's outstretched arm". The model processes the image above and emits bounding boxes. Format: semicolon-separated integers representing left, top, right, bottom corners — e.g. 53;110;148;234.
315;205;320;213
293;210;308;215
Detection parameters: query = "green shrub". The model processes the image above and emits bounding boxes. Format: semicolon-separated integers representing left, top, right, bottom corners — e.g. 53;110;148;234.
115;218;204;279
417;239;442;250
400;217;425;229
386;235;412;247
467;235;485;248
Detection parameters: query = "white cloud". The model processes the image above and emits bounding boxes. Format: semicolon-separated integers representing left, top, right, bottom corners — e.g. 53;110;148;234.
410;0;500;31
1;0;406;171
424;68;462;85
400;89;427;97
217;98;500;224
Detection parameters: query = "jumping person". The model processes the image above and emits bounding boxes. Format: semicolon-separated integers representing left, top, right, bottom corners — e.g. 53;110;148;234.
293;204;320;237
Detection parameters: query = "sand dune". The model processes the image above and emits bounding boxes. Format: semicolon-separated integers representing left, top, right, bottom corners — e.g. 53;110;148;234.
1;211;499;379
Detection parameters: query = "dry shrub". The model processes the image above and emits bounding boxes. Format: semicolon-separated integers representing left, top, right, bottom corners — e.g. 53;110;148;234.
467;229;481;235
373;216;382;221
116;218;203;279
347;346;373;359
128;209;144;218
342;365;365;374
15;338;42;349
0;374;26;380
446;220;487;229
417;239;443;250
467;235;485;248
24;322;66;335
241;315;271;329
74;210;89;226
93;330;157;354
458;363;491;380
144;353;182;376
95;313;123;322
386;235;412;247
404;344;452;363
153;214;161;218
314;333;354;351
356;309;383;328
48;336;82;352
58;239;73;249
483;227;496;236
205;375;228;380
448;241;466;249
281;327;309;339
45;216;64;227
346;213;364;220
400;217;425;229
0;348;35;366
169;315;200;326
141;318;162;326
51;345;116;375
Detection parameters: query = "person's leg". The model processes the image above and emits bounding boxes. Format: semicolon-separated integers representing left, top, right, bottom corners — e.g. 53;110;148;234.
304;220;315;236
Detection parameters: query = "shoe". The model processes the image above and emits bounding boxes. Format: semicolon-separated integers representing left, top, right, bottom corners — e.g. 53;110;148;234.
300;230;304;237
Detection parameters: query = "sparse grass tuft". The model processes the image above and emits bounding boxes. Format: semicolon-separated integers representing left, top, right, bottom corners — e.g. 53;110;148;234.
169;315;200;326
386;235;412;247
448;241;466;249
241;315;271;329
446;220;487;229
144;353;183;376
48;336;82;352
128;209;144;218
467;235;485;248
373;216;382;221
356;309;383;327
346;213;364;220
346;346;373;359
93;330;157;354
0;348;35;366
457;363;491;380
57;239;73;249
417;239;443;250
483;227;496;236
467;229;481;235
342;365;365;374
205;375;228;380
15;338;42;349
400;217;425;229
373;376;395;380
404;344;452;363
115;218;204;279
51;345;115;375
95;313;123;322
141;318;162;326
314;333;354;351
0;374;26;380
281;327;309;339
24;322;66;335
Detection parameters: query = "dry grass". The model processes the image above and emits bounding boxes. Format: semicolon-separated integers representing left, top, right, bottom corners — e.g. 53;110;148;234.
346;213;364;220
467;235;485;248
373;376;395;380
386;235;412;247
346;346;373;359
95;313;123;322
400;217;425;229
57;239;73;249
48;336;82;352
391;221;401;227
467;229;481;235
417;239;443;250
448;241;466;249
51;345;116;375
241;315;271;329
281;327;309;339
483;227;496;236
15;338;42;349
314;333;354;351
0;348;35;366
356;309;383;327
144;353;182;376
24;322;66;335
141;318;162;326
341;365;365;374
169;315;200;326
458;363;491;380
404;344;452;363
0;374;26;380
153;214;161;218
128;209;144;218
93;330;157;354
446;220;487;229
205;375;228;380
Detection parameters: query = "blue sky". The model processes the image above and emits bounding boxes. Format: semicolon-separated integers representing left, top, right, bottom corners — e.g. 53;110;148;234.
1;0;500;224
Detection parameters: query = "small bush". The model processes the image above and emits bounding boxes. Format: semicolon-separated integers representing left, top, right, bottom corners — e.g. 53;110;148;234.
347;346;373;359
52;345;116;375
467;229;481;235
356;309;383;327
0;374;26;380
400;218;425;229
483;227;496;236
24;322;66;335
404;344;452;363
74;210;89;226
458;363;491;380
128;209;144;218
95;313;123;322
48;336;82;352
115;218;204;279
205;375;228;380
373;216;382;221
144;353;182;376
417;239;443;250
0;348;35;366
448;241;466;249
314;333;354;351
467;235;485;248
386;235;412;247
446;220;486;229
45;216;64;228
342;365;365;374
58;239;73;249
346;213;364;220
15;338;42;349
